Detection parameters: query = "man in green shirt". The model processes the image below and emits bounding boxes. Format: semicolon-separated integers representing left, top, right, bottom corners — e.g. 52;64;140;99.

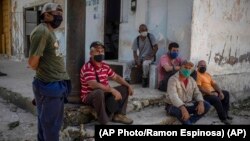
28;3;71;141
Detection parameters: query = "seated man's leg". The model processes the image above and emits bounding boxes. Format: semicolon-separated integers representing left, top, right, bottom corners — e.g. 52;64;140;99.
112;85;133;124
85;89;110;124
186;101;211;124
204;95;227;121
124;60;136;82
165;105;192;125
221;90;230;117
142;59;153;87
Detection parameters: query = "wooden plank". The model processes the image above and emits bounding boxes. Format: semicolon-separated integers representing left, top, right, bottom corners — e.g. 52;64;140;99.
2;0;11;55
2;34;5;54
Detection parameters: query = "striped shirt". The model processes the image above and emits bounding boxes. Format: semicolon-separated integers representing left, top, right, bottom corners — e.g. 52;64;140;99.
80;60;116;103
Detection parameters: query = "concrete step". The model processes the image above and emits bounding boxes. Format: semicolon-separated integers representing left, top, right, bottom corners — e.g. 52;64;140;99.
128;105;179;125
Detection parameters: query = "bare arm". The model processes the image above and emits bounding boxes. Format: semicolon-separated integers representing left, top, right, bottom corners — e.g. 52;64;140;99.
87;80;113;92
198;85;211;95
87;80;122;100
28;56;40;70
162;64;181;72
111;74;133;96
212;83;222;93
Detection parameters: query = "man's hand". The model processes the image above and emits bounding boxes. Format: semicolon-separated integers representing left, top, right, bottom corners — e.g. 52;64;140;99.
180;106;190;121
110;88;122;101
218;91;224;100
135;59;141;67
196;101;205;115
211;91;218;96
127;85;134;96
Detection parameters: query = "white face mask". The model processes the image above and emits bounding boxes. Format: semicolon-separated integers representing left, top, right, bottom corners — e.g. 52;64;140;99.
140;31;148;37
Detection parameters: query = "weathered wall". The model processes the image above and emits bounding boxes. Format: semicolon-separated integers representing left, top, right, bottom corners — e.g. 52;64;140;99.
191;0;250;96
119;0;193;62
85;0;104;61
11;0;65;60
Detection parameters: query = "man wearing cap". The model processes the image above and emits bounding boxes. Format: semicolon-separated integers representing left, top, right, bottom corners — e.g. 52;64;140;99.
165;60;211;125
80;41;134;125
28;2;71;141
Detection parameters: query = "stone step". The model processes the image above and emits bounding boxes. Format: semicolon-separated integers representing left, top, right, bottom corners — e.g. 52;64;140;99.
128;106;179;125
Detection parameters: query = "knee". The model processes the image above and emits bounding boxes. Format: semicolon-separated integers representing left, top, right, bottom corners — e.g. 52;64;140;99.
222;90;230;98
203;101;211;113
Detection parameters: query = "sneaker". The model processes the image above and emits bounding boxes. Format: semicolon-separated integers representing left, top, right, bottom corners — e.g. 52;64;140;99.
221;119;231;125
112;114;133;125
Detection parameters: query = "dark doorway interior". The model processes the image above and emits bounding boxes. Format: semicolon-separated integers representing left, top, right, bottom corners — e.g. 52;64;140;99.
24;7;41;57
104;0;121;60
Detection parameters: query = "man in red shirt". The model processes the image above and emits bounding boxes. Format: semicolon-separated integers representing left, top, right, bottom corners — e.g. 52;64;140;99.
80;41;133;125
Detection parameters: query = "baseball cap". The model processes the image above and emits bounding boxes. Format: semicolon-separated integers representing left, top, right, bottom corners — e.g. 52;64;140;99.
41;2;63;16
90;41;105;49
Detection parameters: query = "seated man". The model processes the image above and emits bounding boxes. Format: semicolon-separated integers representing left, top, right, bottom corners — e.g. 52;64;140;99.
165;60;211;125
80;41;133;125
158;42;182;91
124;24;158;87
196;60;233;125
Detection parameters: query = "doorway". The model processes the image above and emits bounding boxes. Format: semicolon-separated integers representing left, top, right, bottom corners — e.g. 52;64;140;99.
104;0;121;60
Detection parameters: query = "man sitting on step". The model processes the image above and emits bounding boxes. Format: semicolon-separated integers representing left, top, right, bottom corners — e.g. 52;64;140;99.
165;60;211;125
80;41;134;125
124;24;158;87
196;60;233;125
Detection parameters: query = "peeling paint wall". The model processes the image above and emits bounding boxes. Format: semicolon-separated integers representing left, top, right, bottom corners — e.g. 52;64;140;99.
191;0;250;74
84;0;193;62
11;0;65;60
85;0;104;61
115;0;193;62
191;0;250;95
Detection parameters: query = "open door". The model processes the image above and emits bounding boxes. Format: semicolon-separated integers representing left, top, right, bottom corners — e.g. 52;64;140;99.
104;0;121;60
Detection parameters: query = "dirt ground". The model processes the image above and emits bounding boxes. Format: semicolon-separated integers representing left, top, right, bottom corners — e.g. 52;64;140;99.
0;97;249;141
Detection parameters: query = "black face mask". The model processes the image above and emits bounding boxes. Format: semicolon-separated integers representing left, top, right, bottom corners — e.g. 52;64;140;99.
199;66;206;73
50;15;63;29
94;54;104;62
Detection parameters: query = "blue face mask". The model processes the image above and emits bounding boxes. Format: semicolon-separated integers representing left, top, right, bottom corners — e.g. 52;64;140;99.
180;68;191;78
170;51;178;59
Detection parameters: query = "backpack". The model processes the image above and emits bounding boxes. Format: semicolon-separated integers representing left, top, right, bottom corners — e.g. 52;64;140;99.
137;33;156;61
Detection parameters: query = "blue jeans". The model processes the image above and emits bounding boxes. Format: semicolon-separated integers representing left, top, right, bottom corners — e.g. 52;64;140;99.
166;101;211;125
32;78;71;141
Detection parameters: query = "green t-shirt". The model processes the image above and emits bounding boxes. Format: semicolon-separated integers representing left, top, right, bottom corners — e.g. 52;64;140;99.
29;23;69;82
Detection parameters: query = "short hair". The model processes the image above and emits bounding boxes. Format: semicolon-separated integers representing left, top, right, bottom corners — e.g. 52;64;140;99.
139;24;148;30
181;60;194;67
168;42;179;51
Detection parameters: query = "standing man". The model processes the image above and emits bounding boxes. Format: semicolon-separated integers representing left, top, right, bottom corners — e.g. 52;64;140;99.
28;3;71;141
80;41;133;125
165;60;211;125
196;60;232;125
124;24;158;87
